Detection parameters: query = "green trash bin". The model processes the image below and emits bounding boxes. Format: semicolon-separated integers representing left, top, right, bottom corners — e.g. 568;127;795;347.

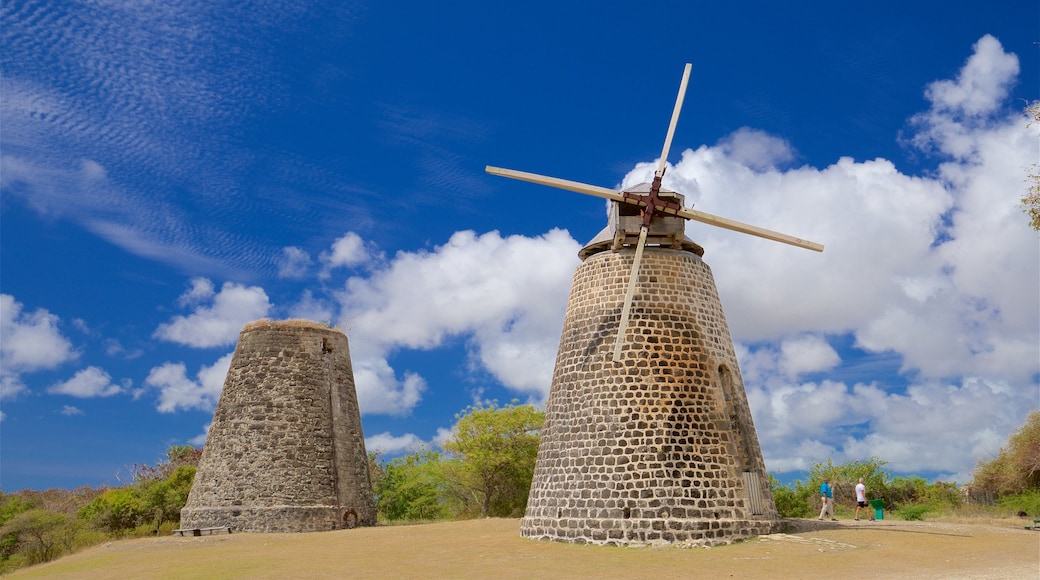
868;499;884;521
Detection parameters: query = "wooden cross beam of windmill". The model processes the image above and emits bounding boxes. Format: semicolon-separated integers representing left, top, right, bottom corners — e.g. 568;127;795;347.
487;63;823;363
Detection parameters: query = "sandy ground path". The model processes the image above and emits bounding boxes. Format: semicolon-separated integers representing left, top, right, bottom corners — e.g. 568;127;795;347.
9;518;1039;579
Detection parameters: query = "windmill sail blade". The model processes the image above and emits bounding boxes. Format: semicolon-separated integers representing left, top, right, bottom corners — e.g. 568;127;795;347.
656;63;692;178
485;166;627;204
677;206;824;252
612;226;649;362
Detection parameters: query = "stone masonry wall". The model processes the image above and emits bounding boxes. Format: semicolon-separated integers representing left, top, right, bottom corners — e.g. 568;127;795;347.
520;248;780;547
180;320;375;533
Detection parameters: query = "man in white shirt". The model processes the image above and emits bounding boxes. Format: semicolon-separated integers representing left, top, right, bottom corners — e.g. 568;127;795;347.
854;477;871;521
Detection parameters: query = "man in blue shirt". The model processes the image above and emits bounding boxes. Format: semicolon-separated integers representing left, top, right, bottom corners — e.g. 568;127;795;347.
818;478;836;521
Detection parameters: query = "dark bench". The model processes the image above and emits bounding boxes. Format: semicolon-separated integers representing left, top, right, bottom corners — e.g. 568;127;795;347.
172;526;233;537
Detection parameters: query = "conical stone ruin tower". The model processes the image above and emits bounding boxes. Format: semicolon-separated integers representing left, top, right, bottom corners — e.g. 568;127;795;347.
181;319;376;532
486;64;822;547
519;193;782;546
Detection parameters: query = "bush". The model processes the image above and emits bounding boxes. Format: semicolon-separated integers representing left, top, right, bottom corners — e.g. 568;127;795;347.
998;490;1040;517
0;445;199;574
376;449;453;522
893;503;933;521
0;493;36;563
973;411;1040;495
769;474;813;518
139;465;196;531
78;488;146;534
0;509;72;565
807;457;891;508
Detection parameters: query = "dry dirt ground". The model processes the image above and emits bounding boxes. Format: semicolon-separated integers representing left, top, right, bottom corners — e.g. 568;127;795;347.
9;517;1039;579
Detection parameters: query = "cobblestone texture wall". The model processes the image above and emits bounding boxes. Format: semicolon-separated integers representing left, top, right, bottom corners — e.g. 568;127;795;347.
181;320;375;533
520;248;780;547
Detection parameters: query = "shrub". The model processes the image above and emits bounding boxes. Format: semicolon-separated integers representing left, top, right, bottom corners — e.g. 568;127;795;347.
894;503;933;521
973;411;1040;495
0;509;72;564
769;474;813;518
998;489;1040;517
376;449;453;522
78;488;146;534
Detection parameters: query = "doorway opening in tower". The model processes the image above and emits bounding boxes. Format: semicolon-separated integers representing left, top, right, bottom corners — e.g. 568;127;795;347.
719;364;764;515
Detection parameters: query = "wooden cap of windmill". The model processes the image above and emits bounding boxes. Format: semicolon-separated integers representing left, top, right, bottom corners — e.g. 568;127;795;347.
579;183;704;259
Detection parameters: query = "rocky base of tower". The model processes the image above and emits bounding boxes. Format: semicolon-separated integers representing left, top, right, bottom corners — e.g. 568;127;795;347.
520;515;781;547
181;504;374;533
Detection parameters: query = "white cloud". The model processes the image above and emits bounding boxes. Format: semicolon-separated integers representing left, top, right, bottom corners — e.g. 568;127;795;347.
330;228;580;414
60;405;84;416
923;34;1019;117
908;35;1021;160
71;318;92;334
0;294;78;399
103;338;143;359
320;232;371;278
753;375;1030;479
145;352;233;413
178;277;215;307
47;366;123;398
717;127;795;171
277;246;312;279
189;422;212;446
154;280;271;348
351;356;427;416
285;290;335;324
432;427;453;448
365;431;423;455
778;335;841;379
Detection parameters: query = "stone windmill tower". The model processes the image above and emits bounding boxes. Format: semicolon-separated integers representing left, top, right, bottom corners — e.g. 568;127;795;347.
486;64;823;547
180;319;376;533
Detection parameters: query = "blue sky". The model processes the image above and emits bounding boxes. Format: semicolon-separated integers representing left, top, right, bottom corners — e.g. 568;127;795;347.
2;1;1037;491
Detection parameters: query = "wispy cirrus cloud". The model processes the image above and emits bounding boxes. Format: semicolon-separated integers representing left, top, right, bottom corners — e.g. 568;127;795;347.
1;2;365;278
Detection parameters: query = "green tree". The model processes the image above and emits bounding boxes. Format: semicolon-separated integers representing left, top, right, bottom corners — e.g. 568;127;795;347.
768;474;814;518
0;509;71;565
886;475;927;505
132;445;202;484
78;487;146;534
367;452;385;495
1022;101;1040;231
808;457;891;507
973;410;1040;494
140;465;196;533
376;449;452;521
0;494;37;563
441;402;543;518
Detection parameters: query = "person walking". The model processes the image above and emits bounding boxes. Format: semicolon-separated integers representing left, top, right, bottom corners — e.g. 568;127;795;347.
854;477;873;521
818;477;836;521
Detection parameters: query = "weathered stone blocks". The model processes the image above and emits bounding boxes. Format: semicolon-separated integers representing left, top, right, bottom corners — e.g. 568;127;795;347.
181;320;375;533
520;247;781;547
